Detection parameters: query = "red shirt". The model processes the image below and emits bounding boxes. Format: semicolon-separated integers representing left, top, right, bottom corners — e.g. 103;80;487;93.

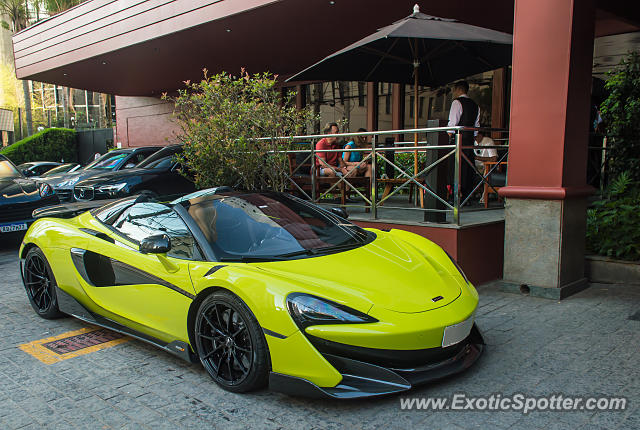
315;138;340;167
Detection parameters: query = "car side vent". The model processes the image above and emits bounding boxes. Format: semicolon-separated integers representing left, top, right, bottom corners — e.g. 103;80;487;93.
80;228;115;244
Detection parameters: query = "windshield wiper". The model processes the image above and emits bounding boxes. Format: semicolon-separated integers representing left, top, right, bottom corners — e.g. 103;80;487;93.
218;255;288;263
276;242;362;258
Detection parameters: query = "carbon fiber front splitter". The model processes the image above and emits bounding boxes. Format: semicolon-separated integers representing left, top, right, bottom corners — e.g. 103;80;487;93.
269;325;484;399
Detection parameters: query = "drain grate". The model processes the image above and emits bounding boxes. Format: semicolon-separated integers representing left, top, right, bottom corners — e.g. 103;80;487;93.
629;310;640;321
41;328;124;354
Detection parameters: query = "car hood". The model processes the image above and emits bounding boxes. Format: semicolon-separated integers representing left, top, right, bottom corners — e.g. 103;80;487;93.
75;168;156;186
0;177;39;203
256;233;463;314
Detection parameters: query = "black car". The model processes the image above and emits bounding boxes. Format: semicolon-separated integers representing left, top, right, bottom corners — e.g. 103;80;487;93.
73;145;197;201
17;161;62;177
37;163;81;177
40;146;162;202
0;155;58;235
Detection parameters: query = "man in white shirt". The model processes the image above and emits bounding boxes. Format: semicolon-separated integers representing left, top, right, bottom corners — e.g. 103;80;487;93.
447;81;481;199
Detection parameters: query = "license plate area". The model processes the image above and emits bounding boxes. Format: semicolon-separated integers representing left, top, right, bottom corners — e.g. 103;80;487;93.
442;313;475;348
0;222;28;233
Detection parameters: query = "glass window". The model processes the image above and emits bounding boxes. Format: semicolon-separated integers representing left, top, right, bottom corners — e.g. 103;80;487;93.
0;158;22;178
111;202;198;260
136;146;181;169
84;152;129;170
185;193;374;260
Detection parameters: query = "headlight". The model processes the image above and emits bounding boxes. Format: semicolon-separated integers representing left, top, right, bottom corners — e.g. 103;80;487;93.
446;251;470;284
56;177;80;187
97;183;128;194
286;293;377;328
38;182;53;197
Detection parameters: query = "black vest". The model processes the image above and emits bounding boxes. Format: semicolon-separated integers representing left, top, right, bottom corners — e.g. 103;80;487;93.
455;96;479;147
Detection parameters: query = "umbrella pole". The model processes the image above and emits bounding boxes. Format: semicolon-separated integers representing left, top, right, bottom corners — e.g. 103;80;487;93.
413;65;423;207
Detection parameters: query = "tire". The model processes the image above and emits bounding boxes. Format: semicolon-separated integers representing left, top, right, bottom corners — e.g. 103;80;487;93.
194;290;269;393
23;247;65;319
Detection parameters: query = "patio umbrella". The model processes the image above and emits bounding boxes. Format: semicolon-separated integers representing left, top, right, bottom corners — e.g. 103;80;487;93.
287;4;512;177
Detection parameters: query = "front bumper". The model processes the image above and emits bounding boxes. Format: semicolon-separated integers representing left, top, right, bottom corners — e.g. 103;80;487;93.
269;324;484;399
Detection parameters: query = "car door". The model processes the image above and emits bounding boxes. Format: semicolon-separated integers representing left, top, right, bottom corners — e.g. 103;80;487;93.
75;202;198;343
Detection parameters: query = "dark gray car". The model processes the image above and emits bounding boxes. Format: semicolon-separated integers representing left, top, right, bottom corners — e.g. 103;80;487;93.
41;146;161;202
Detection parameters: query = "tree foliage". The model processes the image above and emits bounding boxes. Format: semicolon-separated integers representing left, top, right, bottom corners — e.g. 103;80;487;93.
165;69;316;192
0;0;27;31
586;172;640;261
44;0;83;15
600;51;640;181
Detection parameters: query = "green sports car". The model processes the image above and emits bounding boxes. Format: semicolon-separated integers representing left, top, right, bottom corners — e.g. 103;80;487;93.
19;189;483;398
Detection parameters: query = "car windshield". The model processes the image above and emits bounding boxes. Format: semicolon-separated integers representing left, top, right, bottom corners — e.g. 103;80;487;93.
41;163;78;177
84;152;129;170
0;159;22;179
136;146;180;169
184;192;374;261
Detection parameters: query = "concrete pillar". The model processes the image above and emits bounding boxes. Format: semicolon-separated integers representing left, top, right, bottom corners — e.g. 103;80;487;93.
499;0;595;299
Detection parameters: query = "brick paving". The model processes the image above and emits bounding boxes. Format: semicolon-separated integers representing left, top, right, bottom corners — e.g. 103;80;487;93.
0;241;637;429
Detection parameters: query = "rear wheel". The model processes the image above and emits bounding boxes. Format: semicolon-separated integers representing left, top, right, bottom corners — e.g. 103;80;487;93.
23;247;64;319
194;291;269;393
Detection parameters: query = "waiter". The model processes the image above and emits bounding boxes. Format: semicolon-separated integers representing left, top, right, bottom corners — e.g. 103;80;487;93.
448;81;480;201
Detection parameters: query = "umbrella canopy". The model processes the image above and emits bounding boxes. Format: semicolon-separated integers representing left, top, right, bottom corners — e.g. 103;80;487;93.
287;5;512;87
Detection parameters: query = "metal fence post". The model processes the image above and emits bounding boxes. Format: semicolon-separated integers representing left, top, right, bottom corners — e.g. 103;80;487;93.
453;131;461;225
371;134;377;219
310;139;317;203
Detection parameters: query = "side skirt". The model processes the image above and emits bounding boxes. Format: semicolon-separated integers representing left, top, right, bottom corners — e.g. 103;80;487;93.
55;286;198;364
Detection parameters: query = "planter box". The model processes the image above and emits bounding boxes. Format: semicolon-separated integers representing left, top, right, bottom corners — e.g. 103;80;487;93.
585;255;640;285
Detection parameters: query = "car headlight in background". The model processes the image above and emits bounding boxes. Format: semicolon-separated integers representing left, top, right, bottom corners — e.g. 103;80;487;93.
56;176;80;187
38;182;53;197
446;251;470;284
97;183;128;195
287;293;377;328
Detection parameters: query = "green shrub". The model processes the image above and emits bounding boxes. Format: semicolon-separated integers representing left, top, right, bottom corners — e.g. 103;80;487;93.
0;128;77;165
586;172;640;261
600;51;640;182
165;69;316;192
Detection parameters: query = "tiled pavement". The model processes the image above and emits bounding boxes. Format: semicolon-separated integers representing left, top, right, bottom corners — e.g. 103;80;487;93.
0;242;637;429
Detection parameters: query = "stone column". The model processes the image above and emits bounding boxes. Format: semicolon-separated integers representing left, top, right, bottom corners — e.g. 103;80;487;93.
499;0;596;299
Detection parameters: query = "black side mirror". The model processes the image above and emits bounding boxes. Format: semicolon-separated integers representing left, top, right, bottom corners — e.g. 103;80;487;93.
139;234;171;254
330;207;349;219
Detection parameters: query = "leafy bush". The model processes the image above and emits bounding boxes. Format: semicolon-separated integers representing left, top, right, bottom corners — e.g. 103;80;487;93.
586;172;640;261
0;128;77;165
600;51;640;181
165;69;316;191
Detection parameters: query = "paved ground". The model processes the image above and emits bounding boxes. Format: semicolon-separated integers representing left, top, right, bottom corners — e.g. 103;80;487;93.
0;239;637;430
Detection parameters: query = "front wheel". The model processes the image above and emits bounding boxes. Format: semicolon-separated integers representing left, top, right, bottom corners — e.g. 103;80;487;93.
194;291;269;393
23;247;65;319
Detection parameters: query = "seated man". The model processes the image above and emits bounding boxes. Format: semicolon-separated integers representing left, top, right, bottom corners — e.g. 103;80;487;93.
473;130;498;172
315;123;352;177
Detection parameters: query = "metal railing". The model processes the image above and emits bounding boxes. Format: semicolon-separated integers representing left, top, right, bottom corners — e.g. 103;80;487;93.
272;126;509;225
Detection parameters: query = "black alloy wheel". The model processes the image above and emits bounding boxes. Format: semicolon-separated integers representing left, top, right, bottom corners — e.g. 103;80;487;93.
194;291;269;392
23;247;64;319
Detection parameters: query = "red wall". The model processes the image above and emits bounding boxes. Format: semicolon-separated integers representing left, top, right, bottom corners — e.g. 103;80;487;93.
115;96;180;148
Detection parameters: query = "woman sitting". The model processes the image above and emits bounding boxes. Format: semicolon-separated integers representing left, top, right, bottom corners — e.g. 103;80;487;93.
342;128;372;178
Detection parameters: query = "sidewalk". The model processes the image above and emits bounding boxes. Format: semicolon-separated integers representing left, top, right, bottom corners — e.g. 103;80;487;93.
0;247;637;429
